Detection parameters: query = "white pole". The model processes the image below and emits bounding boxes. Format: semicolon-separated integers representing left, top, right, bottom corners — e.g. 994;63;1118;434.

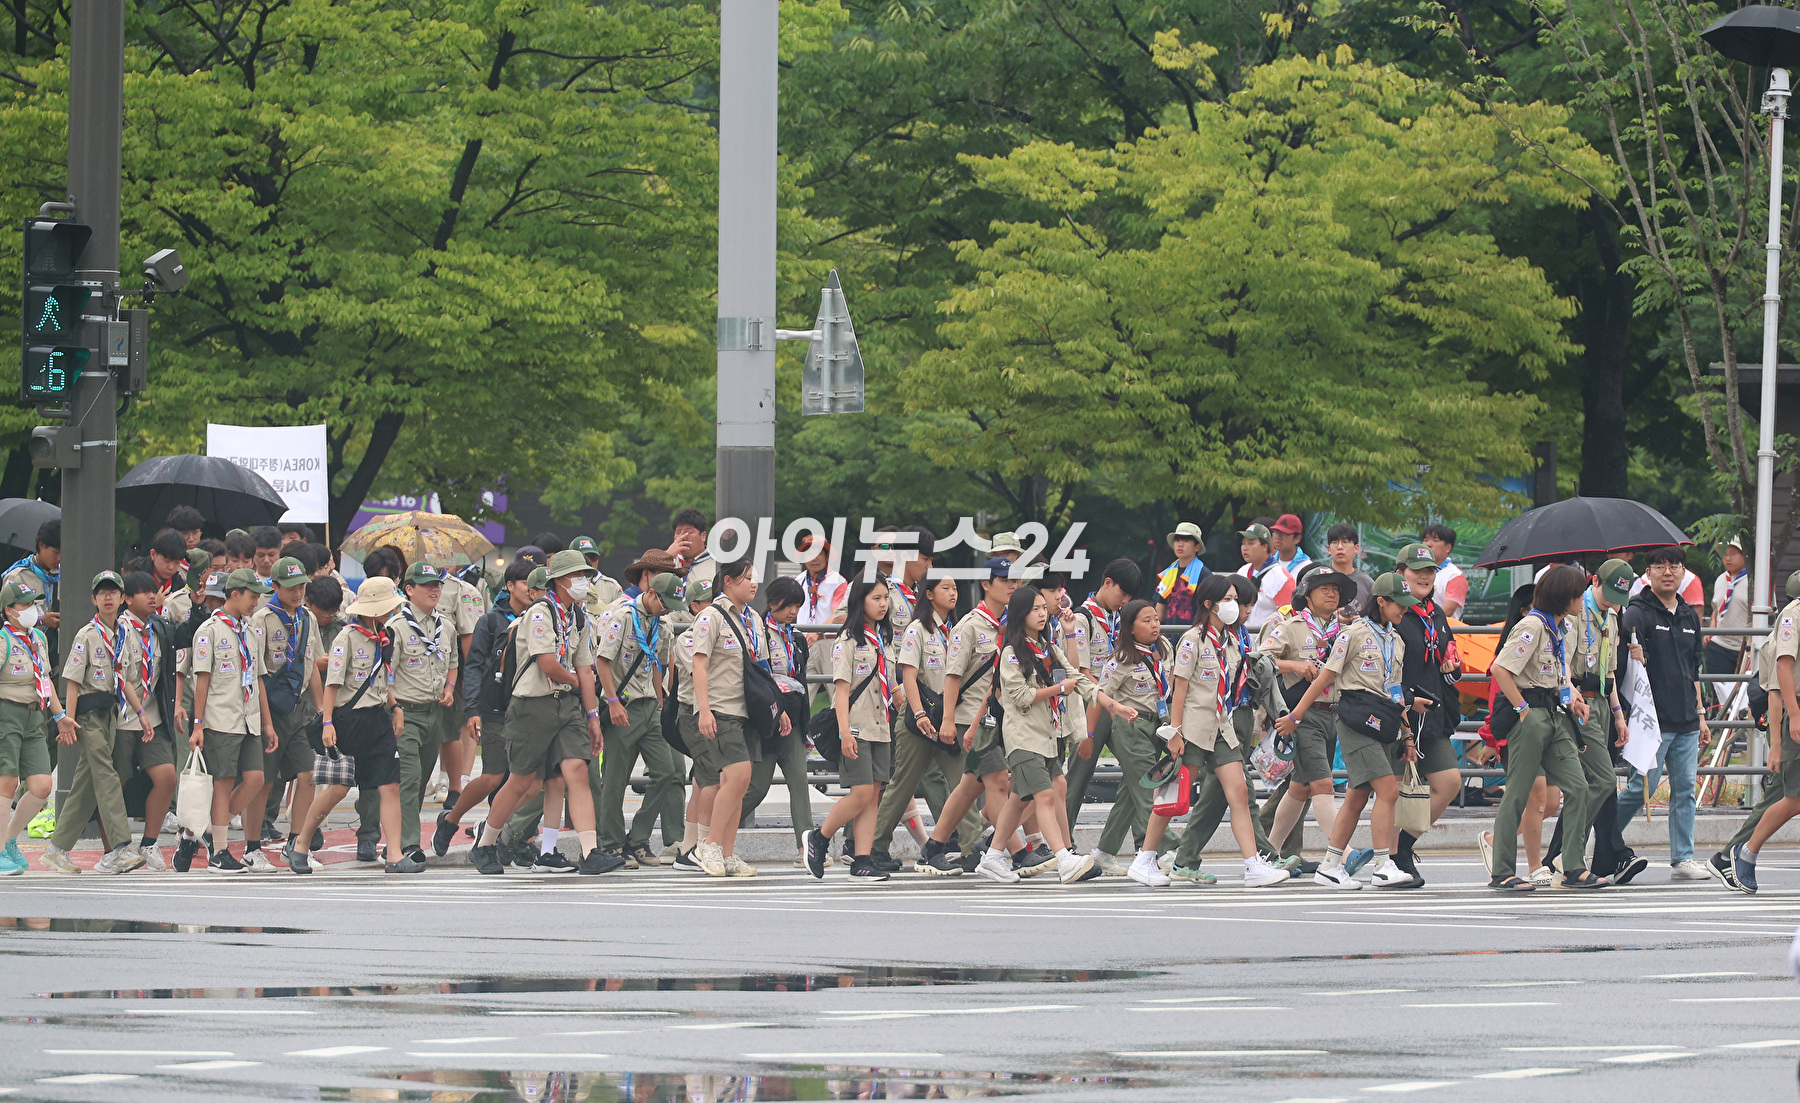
1752;67;1790;804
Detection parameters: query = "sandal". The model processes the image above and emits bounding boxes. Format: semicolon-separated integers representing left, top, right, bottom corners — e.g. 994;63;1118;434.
1488;875;1536;892
1560;870;1607;890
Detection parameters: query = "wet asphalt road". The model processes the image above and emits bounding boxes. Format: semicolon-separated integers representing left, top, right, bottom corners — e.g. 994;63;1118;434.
0;850;1797;1102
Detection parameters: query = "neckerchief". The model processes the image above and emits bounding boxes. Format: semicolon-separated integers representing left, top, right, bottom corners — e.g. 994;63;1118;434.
1361;616;1401;701
1142;639;1170;717
2;622;53;705
8;555;55;606
124;612;156;705
89;615;130;714
1527;608;1568;698
1082;598;1117;653
1410;599;1441;665
1297;607;1341;661
212;613;256;703
348;622;390;688
266;601;301;668
1202;625;1230;719
765;613;796;678
892;579;917;608
401;601;445;659
630;598;664;679
974;602;1003;635
1024;636;1062;718
1724;567;1747;613
736;603;766;668
1584;591;1613;695
545;591;573;665
866;625;890;718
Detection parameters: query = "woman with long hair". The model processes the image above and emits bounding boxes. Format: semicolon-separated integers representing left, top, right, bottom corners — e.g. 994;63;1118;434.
807;577;898;882
886;575;983;874
1094;598;1175;886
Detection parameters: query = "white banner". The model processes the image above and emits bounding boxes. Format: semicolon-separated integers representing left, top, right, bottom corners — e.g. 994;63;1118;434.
205;423;328;523
1621;655;1662;777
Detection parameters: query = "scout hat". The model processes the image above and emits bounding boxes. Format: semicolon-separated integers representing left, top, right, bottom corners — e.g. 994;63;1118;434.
1368;572;1421;608
1395;543;1438;572
344;575;403;617
270;556;308;589
403;561;446;586
545;549;595;579
646;571;684;611
1727;533;1747;553
624;548;681;585
1787;569;1800;600
1139;751;1181;790
989;531;1026;556
571;535;601;560
682;576;713;605
526;566;549;591
1597;559;1635;604
185;548;213;591
1296;564;1355;601
1166;521;1204;549
1238;522;1272;544
91;569;125;593
224;567;272;595
0;580;41;607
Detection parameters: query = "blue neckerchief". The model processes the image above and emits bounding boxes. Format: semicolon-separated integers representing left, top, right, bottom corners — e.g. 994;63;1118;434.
737;604;769;671
1231;626;1255;707
630;598;663;679
267;601;300;666
1527;608;1568;695
766;613;798;678
1361;616;1402;701
92;615;129;715
8;555;55;604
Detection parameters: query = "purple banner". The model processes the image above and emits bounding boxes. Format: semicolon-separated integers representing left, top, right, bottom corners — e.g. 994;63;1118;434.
350;490;507;545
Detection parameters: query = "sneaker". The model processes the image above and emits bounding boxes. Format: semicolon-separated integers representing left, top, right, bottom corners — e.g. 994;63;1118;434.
533;851;579;874
1612;853;1649;885
229;813;242;831
579;849;628;876
1294;858;1320;875
508;839;538;869
1671;859;1712;881
1273;854;1305;873
0;841;23;876
1730;845;1759;895
1243;856;1291;888
1157;851;1176;874
469;844;504;876
41;845;80;874
1708;848;1733;883
795;847;809;869
957;849;982;874
1058;851;1098;884
1092;850;1129;877
1127;850;1171;887
174;836;200;872
1313;864;1362;890
1529;865;1554;888
804;829;828;880
432;813;459;857
1392;851;1419;877
1344;847;1375;876
208;849;246;873
723;854;757;878
848;855;890;882
868;851;902;874
1370;859;1413;889
95;843;146;874
976;851;1021;883
696;840;727;877
1014;846;1057;878
923;845;965;877
260;820;283;844
627;843;661;868
662;843;683;862
356;840;378;863
672;847;704;872
137;842;168;872
606;847;637;870
161;811;180;836
1171;865;1217;885
288;850;313;875
241;848;278;873
385;851;427;874
915;838;949;872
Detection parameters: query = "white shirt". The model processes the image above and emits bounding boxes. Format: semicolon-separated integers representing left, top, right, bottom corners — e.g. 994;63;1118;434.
1711;569;1751;653
1432;557;1468;615
1235;559;1294;631
1630;569;1704;608
799;569;849;626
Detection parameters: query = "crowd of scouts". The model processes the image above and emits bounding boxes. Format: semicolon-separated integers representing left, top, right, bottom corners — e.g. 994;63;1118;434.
0;505;1785;894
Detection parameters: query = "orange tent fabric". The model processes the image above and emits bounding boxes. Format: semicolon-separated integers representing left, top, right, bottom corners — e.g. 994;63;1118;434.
1449;619;1504;675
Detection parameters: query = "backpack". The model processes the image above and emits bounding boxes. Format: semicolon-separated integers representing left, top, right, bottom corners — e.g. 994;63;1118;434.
263;612;310;716
482;599;587;716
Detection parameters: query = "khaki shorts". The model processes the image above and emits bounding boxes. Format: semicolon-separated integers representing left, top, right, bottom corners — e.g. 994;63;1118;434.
965;725;1006;778
688;711;757;788
1178;735;1243;776
477;715;508;775
1007;748;1061;798
204;727;266;779
1416;730;1460;776
839;738;893;787
133;725;177;771
1335;716;1398;790
268;706;316;781
1775;723;1800;793
505;693;592;779
0;699;51;778
1292;706;1337;786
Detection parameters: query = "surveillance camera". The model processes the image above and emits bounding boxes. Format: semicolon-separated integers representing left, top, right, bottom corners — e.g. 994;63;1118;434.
142;248;188;294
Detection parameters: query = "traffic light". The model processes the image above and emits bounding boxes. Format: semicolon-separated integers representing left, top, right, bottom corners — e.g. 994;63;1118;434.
20;218;94;405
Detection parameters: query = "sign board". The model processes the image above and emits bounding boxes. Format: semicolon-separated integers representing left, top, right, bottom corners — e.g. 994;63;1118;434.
206;423;328;523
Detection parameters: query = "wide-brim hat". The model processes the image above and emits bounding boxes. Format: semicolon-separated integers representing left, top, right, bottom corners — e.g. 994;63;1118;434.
345;575;404;617
546;549;595;580
1166;521;1204;549
624;548;682;584
1297;568;1356;602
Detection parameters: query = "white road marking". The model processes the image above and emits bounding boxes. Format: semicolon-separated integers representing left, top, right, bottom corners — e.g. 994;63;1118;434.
286;1045;388;1056
1267;1098;1349;1103
1139;996;1254;1003
1472;981;1581;988
35;1074;137;1084
410;1036;515;1044
549;1030;637;1037
1361;1083;1460;1093
1308;989;1416;996
1129;1006;1291;1012
404;1052;609;1059
1475;1068;1574;1079
1671;996;1800;1003
817;1005;1077;1019
1720;1039;1800;1049
1112;1050;1329;1057
1504;1045;1683;1052
742;1052;944;1060
42;1050;233;1057
490;1010;674;1016
1600;1052;1692;1063
1643;971;1755;978
1402;1002;1557;1008
158;1060;261;1070
666;1022;777;1030
123;1008;315;1015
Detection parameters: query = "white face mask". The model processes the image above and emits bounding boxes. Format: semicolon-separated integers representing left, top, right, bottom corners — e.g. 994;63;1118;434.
1216;599;1241;627
14;605;39;629
567;577;592;601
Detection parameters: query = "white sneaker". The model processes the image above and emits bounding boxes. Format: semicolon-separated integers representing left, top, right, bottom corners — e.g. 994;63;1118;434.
1127;851;1171;887
242;849;278;873
1671;859;1712;881
1313;864;1363;890
1157;851;1176;874
161;812;180;836
695;840;727;877
1370;859;1413;889
795;847;809;869
1093;850;1129;876
1058;851;1098;884
723;854;757;878
229;814;242;831
1243;856;1291;888
94;843;145;874
137;842;168;872
976;851;1020;883
41;845;80;874
1529;865;1554;887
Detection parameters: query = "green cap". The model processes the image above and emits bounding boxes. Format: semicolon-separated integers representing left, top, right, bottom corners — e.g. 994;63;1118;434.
1238;522;1272;544
526;566;549;590
572;535;600;557
185;548;213;591
1395;543;1439;572
270;556;308;588
546;549;594;579
1369;572;1420;607
1787;569;1800;600
91;569;124;593
224;567;272;595
0;580;42;607
682;577;713;605
226;528;248;540
403;561;446;586
646;571;684;611
1597;559;1636;604
203;571;229;600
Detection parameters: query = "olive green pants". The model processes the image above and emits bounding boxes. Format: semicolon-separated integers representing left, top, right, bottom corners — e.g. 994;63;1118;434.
871;729;984;856
1556;703;1619;874
51;709;132;852
599;697;681;852
1072;713;1159;856
739;726;815;846
1491;706;1587;877
1163;712;1278;866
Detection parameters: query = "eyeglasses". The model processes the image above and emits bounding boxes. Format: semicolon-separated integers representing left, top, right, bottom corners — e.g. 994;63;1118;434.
1649;562;1685;572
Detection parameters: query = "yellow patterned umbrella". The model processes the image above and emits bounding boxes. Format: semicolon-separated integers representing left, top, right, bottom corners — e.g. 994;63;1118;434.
341;511;495;568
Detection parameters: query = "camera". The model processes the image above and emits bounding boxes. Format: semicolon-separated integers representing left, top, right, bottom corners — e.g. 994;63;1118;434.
142;248;188;294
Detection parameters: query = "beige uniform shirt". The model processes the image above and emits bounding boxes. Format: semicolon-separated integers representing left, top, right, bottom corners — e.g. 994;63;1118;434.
325;625;390;711
0;625;52;708
832;628;894;742
512;597;592;699
997;641;1095;757
1097;638;1173;717
116;614;161;732
1493;612;1568;692
441;576;484;640
1174;625;1240;749
944;606;1005;726
1760;599;1800;692
1324;619;1407;698
688;597;768;718
898;619;951;696
1570;598;1620;693
387;602;456;705
189;614;267;735
596;597;671;702
1071;602;1117;673
669;613;698;708
1260;609;1341;704
249;603;323;717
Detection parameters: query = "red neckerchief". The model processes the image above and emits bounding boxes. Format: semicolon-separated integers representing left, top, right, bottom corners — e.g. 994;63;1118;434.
124;612;155;704
765;613;796;678
1412;599;1441;664
4;622;53;706
973;602;1002;633
865;625;890;717
1296;607;1340;661
1024;636;1063;717
545;591;573;665
1143;640;1169;702
213;613;255;702
1083;598;1118;652
1202;625;1229;719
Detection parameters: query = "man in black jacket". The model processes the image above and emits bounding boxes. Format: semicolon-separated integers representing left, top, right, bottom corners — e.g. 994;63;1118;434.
1618;545;1712;880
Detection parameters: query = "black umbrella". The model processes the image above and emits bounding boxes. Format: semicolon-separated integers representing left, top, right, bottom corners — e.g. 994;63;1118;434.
1473;496;1691;569
0;498;59;557
115;454;288;530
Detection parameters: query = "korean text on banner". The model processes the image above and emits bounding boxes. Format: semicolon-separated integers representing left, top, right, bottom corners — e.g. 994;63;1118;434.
1621;656;1662;777
205;423;328;524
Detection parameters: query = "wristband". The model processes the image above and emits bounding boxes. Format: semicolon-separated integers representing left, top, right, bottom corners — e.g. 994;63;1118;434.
914;710;927;719
51;710;65;722
586;708;600;719
1611;705;1622;714
321;720;334;727
606;696;620;703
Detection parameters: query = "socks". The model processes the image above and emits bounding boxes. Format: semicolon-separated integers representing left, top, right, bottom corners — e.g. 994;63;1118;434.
1026;832;1046;847
141;835;156;849
1743;841;1761;858
540;827;560;855
987;846;1007;862
1269;793;1307;849
211;824;229;854
478;822;502;848
7;792;45;841
1397;830;1417;861
1055;847;1072;860
246;838;261;853
1310;793;1338;839
1325;845;1345;867
1373;847;1389;868
682;819;701;848
1137;848;1155;860
577;829;597;857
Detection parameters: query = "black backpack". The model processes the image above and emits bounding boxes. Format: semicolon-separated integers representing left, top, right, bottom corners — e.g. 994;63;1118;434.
263;612;310;716
481;599;586;716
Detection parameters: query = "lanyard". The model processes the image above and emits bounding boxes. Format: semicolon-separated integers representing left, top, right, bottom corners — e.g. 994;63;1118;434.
1143;641;1170;718
89;616;131;714
1082;598;1117;652
213;614;256;703
893;580;916;608
1361;617;1402;703
1411;600;1440;663
766;614;796;678
1528;608;1570;705
3;624;53;706
267;602;301;667
631;600;664;678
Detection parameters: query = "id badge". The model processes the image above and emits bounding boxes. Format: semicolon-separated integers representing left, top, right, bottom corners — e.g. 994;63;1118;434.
1388;684;1404;705
1560;685;1571;707
1157;699;1169;720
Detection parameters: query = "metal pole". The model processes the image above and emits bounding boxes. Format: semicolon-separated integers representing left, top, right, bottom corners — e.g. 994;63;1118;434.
55;0;122;811
1751;66;1790;806
715;0;777;537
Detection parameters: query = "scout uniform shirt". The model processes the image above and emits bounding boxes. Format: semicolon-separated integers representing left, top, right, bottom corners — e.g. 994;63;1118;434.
63;616;135;715
1571;595;1621;696
444;575;488;635
249;602;323;716
665;608;698;707
765;614;804;695
687;596;769;718
898;617;951;697
117;613;162;734
584;574;625;618
1174;625;1241;749
0;622;54;709
944;604;1005;727
325;623;391;710
387;600;456;706
1071;598;1118;675
1323;617;1408;700
1097;638;1173;722
1758;598;1800;694
997;640;1095;757
1493;611;1570;696
596;596;671;702
512;595;593;699
887;579;918;632
1260;608;1341;705
190;613;268;734
832;626;894;741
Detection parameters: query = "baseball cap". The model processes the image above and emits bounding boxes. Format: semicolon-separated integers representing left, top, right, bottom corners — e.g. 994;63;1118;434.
526;566;549;591
516;545;547;568
646;571;684;610
270;556;308;588
1272;514;1303;536
572;535;600;557
1238;522;1272;544
1368;572;1420;607
1597;559;1636;604
1395;543;1438;572
91;569;125;593
185;548;213;591
403;561;446;586
0;580;41;607
203;571;229;599
224;567;272;595
682;577;713;605
546;549;595;579
981;556;1017;580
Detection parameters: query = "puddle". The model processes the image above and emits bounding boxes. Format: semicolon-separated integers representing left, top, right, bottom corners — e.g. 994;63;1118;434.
1178;943;1690;967
0;917;310;935
350;1070;1153;1102
45;966;1153;1000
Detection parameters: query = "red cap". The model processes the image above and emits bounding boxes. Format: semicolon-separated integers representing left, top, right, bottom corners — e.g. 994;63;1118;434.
1272;514;1303;536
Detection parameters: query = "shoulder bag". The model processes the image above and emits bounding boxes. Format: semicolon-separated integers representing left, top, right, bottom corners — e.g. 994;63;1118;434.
808;668;877;768
720;607;781;741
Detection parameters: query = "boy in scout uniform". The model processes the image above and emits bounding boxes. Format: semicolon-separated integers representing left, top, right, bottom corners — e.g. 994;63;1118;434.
593;570;682;866
1259;567;1353;863
43;571;152;875
1552;559;1635;884
436;560;535;856
384;562;461;861
1723;570;1800;894
3;520;60;661
1062;558;1140;850
0;581;55;874
573;536;625;610
185;569;277;873
252;557;325;849
665;577;709;870
120;573;180;871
